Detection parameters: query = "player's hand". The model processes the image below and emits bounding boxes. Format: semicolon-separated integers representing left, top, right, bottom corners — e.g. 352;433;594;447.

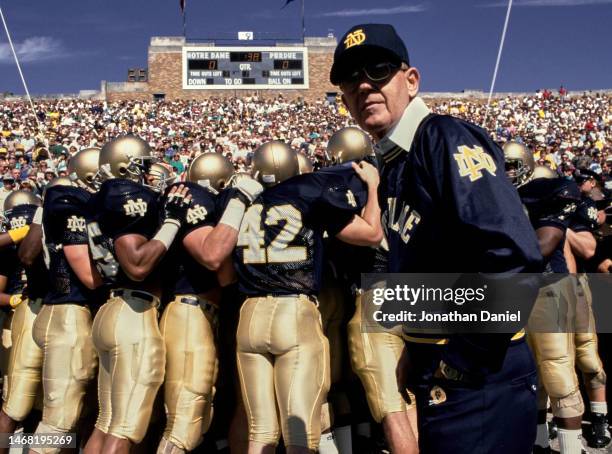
352;161;380;188
235;177;264;204
597;258;612;273
9;294;23;309
164;184;192;224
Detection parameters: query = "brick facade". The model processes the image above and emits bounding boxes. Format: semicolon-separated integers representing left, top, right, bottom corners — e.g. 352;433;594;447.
106;36;339;103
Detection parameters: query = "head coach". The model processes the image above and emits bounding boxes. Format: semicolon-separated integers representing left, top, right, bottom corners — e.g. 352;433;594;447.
330;24;544;453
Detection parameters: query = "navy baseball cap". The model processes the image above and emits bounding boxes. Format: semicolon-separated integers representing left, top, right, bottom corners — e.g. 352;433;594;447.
574;168;599;184
330;23;410;85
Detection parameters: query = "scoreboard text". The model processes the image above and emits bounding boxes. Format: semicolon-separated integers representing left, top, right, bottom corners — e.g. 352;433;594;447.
182;46;309;90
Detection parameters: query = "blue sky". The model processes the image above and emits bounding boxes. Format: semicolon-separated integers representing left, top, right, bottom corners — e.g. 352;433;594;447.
0;0;611;94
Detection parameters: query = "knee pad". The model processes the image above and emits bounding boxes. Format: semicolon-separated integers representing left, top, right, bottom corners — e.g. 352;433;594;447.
550;389;585;419
29;421;71;454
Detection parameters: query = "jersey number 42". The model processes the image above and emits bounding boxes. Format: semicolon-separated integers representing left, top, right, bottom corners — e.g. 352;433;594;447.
237;204;307;264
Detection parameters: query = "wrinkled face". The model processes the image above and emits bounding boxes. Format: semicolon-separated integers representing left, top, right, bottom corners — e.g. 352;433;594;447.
339;54;420;140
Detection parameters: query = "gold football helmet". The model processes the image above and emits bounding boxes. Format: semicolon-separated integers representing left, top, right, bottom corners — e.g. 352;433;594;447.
187;153;234;192
327;127;373;165
3;190;42;211
503;142;535;187
147;162;176;193
252;141;299;187
297;153;314;174
531;165;557;180
67;147;101;191
98;136;154;182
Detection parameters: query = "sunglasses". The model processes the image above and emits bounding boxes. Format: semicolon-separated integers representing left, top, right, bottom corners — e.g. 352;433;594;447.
339;62;402;91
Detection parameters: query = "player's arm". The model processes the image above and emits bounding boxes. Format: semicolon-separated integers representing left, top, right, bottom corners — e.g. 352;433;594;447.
0;226;30;249
198;179;263;271
18;223;42;267
0;275;9;306
182;225;214;266
335;161;383;246
566;228;596;260
64;245;104;289
535;225;564;258
115;185;192;281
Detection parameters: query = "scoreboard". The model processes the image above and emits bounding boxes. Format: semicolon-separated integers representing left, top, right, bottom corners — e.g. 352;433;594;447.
182;46;309;90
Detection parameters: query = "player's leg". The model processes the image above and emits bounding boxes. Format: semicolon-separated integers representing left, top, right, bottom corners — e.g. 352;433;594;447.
157;296;218;453
236;297;281;452
347;292;417;452
273;296;330;453
0;298;43;441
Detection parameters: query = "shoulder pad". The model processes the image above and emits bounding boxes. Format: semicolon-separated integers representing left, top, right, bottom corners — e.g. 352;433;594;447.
96;178;160;239
6;204;38;229
166;181;217;230
43;186;91;219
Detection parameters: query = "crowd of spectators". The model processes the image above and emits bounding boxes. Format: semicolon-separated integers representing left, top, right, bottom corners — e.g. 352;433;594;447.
0;91;610;208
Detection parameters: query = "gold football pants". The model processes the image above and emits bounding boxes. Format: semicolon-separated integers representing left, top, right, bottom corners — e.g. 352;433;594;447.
574;275;606;389
236;295;330;450
2;298;43;421
528;276;583;418
30;304;97;452
348;292;412;423
158;295;218;452
0;311;13;379
92;292;165;443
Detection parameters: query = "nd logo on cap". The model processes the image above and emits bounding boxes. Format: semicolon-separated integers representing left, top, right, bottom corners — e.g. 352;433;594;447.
344;28;366;49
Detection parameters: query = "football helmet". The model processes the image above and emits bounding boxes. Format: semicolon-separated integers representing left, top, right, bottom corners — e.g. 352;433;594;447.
297;153;314;174
3;190;42;211
187;153;234;192
252;141;299;187
98;136;155;183
147;163;176;193
503;142;535;187
327;127;373;165
531;165;557;180
67;147;101;191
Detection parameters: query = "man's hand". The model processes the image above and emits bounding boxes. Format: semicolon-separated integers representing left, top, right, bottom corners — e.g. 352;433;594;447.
597;258;612;273
234;177;264;204
352;161;380;189
164;184;192;225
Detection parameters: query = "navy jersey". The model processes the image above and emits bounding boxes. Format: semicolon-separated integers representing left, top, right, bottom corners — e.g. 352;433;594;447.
93;178;161;287
376;100;542;377
519;178;581;273
325;238;387;292
42;185;103;305
570;196;599;234
0;247;27;296
377;112;542;274
163;182;219;295
234;165;367;296
6;204;49;300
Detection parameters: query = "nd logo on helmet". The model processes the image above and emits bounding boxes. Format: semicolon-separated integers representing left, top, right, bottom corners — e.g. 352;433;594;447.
344;29;366;49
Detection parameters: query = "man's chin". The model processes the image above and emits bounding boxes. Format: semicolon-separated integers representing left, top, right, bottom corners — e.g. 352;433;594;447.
361;114;391;137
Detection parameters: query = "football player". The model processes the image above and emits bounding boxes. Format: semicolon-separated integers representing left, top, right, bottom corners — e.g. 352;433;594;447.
505;144;584;454
565;168;609;449
332;23;542;454
156;152;234;454
29;148;106;453
0;191;47;445
323;127;419;453
82;136;192;454
216;140;382;453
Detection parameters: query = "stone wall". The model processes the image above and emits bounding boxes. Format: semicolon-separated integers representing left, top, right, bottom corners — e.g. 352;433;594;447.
106;36;339;102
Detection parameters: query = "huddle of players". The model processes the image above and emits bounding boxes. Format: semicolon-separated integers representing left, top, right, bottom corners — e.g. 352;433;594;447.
503;142;610;454
0;128;400;454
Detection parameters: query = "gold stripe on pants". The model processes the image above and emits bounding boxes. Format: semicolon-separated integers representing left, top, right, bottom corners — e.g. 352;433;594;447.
236;295;330;450
2;298;43;421
92;294;165;444
347;293;412;423
159;296;218;451
30;304;97;452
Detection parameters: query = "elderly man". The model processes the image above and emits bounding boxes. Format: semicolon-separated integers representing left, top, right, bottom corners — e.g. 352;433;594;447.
331;23;543;453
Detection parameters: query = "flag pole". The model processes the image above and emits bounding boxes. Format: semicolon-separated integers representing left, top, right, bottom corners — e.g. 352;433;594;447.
301;0;305;43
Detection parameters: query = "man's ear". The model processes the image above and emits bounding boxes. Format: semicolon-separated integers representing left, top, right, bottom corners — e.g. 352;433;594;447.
405;67;420;98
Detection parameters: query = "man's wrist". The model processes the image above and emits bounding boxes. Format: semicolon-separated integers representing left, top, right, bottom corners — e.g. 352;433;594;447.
153;219;180;250
219;198;247;231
